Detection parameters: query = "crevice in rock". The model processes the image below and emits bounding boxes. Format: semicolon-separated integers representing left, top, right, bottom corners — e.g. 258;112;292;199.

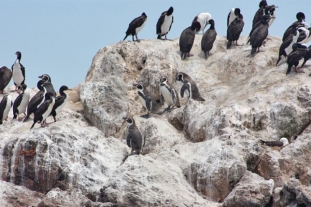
265;196;273;207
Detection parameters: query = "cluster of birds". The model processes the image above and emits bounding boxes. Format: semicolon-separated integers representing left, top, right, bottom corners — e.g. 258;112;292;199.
0;51;70;129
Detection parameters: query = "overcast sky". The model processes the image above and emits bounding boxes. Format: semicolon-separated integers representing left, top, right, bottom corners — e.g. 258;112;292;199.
1;0;310;91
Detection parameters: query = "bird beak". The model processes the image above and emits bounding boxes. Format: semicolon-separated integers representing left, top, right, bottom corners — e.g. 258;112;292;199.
38;75;43;79
122;117;127;120
132;83;138;87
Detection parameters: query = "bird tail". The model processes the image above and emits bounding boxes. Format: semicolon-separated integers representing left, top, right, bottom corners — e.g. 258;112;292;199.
204;51;208;59
23;115;29;122
227;41;232;49
286;65;292;75
259;140;265;145
157;35;161;39
181;52;186;60
30;122;35;129
196;97;205;102
246;37;250;44
276;56;281;65
251;48;256;55
13;114;17;119
301;59;307;68
123;34;128;41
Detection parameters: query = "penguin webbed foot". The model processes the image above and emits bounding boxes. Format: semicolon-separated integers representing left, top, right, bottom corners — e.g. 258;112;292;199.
295;67;305;73
187;53;194;57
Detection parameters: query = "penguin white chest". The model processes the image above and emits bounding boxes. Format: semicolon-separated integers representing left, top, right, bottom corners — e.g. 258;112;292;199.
161;15;173;35
2;97;12;120
160;86;173;106
12;61;24;86
135;18;147;34
138;95;147;110
17;90;30;114
42;99;55;122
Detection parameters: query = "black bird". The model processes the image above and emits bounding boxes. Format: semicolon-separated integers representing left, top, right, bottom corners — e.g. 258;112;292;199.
123;117;144;155
123;13;147;42
259;138;289;147
0;95;13;124
227;8;241;27
156;7;174;40
30;92;55;129
175;72;205;101
0;66;12;94
49;85;70;122
227;14;244;49
282;12;306;41
201;19;217;59
250;15;271;55
252;0;268;28
13;84;30;121
286;43;308;75
301;45;311;68
11;51;25;92
179;21;201;60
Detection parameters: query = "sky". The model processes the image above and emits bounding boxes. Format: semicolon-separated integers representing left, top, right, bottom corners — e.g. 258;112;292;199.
1;0;310;91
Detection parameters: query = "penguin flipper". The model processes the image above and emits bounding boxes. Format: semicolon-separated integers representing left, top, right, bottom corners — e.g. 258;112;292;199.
160;94;164;105
126;136;132;148
180;83;189;98
172;89;180;108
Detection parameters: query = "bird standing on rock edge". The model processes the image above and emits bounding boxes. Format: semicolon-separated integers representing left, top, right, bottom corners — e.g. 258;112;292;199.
123;13;147;42
179;21;201;60
156;7;174;40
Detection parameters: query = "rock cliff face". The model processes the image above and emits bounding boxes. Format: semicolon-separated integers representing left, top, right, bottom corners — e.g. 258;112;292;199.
1;35;311;206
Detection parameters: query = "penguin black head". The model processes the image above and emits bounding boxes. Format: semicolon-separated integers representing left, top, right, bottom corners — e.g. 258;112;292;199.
160;76;168;83
39;74;52;83
59;85;69;92
208;19;215;26
296;12;305;21
123;117;135;124
133;83;144;90
259;0;267;8
142;12;147;17
15;51;22;60
234;8;241;16
167;7;174;15
36;80;45;90
176;73;184;82
191;21;201;31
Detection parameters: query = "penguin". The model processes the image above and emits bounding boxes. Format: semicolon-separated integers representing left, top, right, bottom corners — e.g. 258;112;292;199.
123;117;144;155
227;14;244;49
192;12;212;34
179;21;201;60
123;13;147;42
227;8;241;28
0;95;12;124
49;85;70;122
301;45;311;68
250;15;271;55
276;22;301;65
252;0;268;28
39;74;56;96
286;43;308;75
175;72;205;101
156;7;174;40
282;12;307;41
133;83;160;118
259;138;289;147
12;84;30;121
201;19;217;59
11;51;25;92
23;80;46;122
159;76;180;114
0;66;12;94
30;92;55;129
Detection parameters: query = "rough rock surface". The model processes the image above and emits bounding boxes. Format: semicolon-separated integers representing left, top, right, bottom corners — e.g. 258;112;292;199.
1;35;311;206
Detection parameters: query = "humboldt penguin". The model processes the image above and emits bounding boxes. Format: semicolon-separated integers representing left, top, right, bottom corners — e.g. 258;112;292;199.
156;7;174;40
282;12;306;41
301;45;311;67
175;72;205;101
250;15;271;55
259;138;289;147
123;117;144;155
252;0;268;28
30;92;55;129
179;21;201;60
39;74;56;96
0;66;12;94
286;43;308;74
227;14;244;49
201;19;217;59
23;80;46;122
13;84;30;121
133;83;160;118
227;8;241;27
192;12;212;34
159;76;180;114
123;12;147;42
11;51;25;92
49;85;70;122
0;95;12;124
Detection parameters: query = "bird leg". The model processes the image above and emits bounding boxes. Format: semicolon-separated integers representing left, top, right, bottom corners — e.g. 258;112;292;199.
135;34;140;42
295;66;305;73
187;53;194;57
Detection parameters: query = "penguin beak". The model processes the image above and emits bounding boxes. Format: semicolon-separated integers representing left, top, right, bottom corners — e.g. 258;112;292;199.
122;117;127;120
132;83;138;87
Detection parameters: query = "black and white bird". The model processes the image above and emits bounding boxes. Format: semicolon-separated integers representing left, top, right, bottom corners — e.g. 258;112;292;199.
259;138;289;147
286;43;308;75
123;13;147;42
227;8;241;28
265;5;277;28
250;15;271;55
30;92;55;129
282;12;307;41
301;45;311;68
201;19;217;59
133;83;160;118
39;74;56;96
192;12;212;34
297;26;311;44
156;7;174;40
227;14;244;49
13;84;30;121
159;76;180;114
49;85;70;122
0;66;12;94
252;0;268;28
123;117;144;155
179;21;201;60
11;51;25;92
175;72;205;101
0;95;12;124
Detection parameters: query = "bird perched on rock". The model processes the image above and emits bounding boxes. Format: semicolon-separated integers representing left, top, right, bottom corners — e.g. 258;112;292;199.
201;19;217;59
156;7;174;40
175;72;205;101
227;8;241;28
49;85;70;122
282;12;307;41
39;74;56;96
123;117;144;155
0;66;12;94
227;14;244;49
193;12;212;34
252;0;268;28
11;51;25;92
250;15;271;55
123;12;147;42
259;138;289;147
179;21;201;60
159;76;180;114
13;84;30;121
286;43;308;75
0;95;12;124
